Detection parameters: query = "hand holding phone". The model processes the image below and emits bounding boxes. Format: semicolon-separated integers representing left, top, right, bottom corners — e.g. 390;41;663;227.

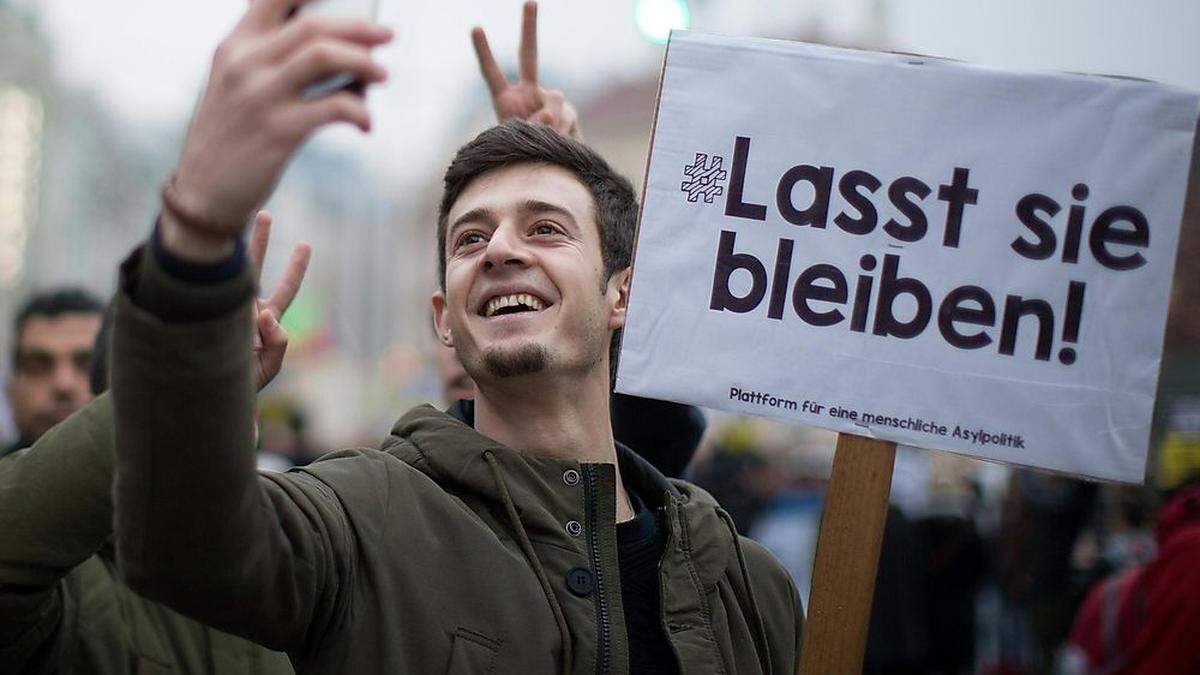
160;0;391;256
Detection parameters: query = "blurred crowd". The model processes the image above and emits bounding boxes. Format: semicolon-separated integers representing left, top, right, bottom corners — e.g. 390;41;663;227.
686;414;1200;674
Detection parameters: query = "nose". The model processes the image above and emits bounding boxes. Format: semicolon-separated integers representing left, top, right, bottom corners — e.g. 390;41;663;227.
482;222;533;271
50;359;87;401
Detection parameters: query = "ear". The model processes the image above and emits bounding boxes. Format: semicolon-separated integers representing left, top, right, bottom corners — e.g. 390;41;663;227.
431;289;454;347
606;267;632;331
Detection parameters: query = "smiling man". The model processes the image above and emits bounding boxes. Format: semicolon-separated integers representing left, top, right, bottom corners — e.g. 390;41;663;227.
432;135;642;525
110;1;802;673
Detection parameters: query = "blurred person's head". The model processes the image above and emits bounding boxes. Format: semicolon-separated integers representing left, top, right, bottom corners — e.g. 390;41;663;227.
431;121;637;392
6;288;104;444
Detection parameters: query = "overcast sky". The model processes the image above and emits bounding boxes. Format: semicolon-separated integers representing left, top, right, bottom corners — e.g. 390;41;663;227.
26;0;1200;184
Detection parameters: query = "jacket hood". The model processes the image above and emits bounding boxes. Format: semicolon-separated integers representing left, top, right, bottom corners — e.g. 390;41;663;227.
380;402;736;588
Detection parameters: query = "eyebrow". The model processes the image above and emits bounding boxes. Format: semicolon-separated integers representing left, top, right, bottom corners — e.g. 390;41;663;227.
16;347;92;359
447;207;496;243
519;199;576;225
16;348;53;358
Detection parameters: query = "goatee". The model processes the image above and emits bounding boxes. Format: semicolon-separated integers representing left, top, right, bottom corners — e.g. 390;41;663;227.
482;344;549;378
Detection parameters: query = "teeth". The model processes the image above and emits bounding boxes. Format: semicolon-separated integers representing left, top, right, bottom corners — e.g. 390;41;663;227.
484;293;546;317
522;294;544;311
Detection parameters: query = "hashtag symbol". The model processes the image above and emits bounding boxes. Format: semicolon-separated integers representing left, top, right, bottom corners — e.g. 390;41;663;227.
680;153;728;204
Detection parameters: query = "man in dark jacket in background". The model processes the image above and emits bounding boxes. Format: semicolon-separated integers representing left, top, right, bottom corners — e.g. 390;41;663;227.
108;1;802;673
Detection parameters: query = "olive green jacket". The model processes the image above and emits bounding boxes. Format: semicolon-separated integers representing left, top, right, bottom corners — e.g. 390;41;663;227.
111;247;803;674
0;395;293;674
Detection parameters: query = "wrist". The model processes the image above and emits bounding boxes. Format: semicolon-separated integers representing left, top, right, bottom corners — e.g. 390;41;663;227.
159;171;242;261
160;209;237;262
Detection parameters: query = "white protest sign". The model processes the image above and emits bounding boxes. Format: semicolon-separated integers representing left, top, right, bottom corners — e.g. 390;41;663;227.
616;32;1200;483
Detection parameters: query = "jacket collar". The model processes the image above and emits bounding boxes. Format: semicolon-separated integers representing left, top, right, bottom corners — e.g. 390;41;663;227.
438;398;682;506
380;403;734;587
446;398;681;504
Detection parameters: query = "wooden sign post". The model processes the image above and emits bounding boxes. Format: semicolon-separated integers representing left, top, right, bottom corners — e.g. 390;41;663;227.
798;434;897;675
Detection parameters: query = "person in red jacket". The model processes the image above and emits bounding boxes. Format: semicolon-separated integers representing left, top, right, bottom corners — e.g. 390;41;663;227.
1061;480;1200;674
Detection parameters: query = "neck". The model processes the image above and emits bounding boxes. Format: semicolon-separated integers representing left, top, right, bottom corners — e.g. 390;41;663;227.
473;365;635;522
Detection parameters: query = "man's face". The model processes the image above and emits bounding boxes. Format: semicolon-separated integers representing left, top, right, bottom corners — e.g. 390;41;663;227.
6;313;101;443
433;163;628;386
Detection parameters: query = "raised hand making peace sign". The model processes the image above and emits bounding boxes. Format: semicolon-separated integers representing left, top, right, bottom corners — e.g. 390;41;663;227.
247;211;312;391
471;1;581;140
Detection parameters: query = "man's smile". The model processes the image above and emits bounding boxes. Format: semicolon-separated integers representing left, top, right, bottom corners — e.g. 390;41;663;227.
475;285;555;321
483;292;547;317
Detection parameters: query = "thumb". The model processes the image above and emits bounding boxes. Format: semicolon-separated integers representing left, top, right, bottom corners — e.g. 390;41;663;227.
260;309;288;349
254;308;274;349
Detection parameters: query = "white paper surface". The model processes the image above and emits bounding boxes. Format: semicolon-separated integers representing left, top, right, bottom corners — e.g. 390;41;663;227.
616;32;1200;483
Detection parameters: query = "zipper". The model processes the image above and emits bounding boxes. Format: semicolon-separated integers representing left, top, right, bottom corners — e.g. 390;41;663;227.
583;464;611;675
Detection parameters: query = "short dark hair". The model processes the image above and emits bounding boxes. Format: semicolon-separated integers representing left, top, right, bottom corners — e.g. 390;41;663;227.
436;121;640;380
11;287;104;367
437;121;638;289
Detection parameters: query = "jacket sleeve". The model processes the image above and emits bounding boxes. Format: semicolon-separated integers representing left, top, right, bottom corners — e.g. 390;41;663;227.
0;395;115;659
111;245;355;652
737;536;804;674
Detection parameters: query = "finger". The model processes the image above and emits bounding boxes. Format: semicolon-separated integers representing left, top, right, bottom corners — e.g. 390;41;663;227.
283;91;374;138
518;1;538;83
561;103;582;140
266;241;312;316
540;90;578;139
253;306;266;351
553;98;579;138
254;309;289;390
259;308;289;351
261;16;393;65
470;28;508;98
248;211;273;284
542;89;565;120
276;39;389;96
530;109;556;127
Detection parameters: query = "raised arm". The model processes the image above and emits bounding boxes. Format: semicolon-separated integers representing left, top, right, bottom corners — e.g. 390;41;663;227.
112;1;387;649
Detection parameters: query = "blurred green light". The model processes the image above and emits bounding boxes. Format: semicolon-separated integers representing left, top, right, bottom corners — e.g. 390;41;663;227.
636;0;690;45
279;292;322;342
